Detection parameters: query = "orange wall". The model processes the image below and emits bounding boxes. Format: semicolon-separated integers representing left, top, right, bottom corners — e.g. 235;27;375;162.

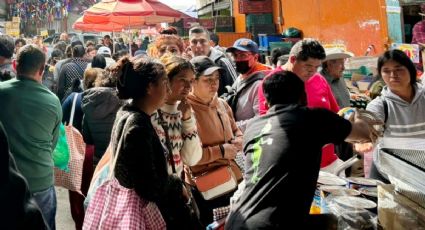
275;0;390;56
233;0;246;33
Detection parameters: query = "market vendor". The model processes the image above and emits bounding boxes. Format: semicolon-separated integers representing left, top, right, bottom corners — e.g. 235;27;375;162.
225;71;380;229
321;48;354;108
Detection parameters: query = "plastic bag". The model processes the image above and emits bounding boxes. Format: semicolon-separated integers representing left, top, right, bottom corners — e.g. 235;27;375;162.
52;123;70;171
325;195;377;230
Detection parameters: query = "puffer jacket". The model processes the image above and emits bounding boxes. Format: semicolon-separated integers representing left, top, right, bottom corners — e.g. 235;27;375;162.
81;87;122;164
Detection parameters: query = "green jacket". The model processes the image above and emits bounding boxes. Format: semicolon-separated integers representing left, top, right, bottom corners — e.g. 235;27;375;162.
0;77;62;193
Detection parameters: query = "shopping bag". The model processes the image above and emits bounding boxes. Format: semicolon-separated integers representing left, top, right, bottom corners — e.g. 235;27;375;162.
83;178;166;230
83;118;166;230
84;146;112;210
52;123;70;171
54;93;85;193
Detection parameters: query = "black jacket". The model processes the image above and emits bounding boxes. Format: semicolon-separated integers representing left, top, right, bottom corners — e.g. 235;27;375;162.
82;87;122;164
112;104;200;229
0;122;47;229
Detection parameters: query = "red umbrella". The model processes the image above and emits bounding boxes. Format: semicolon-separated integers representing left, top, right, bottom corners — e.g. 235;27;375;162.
82;0;190;25
73;16;144;32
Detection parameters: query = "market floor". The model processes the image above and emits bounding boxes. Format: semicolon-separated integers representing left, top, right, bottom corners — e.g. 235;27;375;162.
56;187;74;230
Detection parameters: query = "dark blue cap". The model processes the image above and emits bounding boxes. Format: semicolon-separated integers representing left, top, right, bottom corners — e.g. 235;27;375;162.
226;38;259;54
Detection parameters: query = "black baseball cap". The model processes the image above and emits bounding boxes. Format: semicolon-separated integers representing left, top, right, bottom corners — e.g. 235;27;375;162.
190;56;222;77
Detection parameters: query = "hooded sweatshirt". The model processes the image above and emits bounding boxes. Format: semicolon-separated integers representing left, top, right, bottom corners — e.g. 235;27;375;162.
367;84;425;138
81;87;122;163
185;94;243;184
209;48;238;96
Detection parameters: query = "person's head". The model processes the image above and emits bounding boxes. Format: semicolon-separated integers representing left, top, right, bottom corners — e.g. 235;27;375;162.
160;54;195;102
71;39;84;48
53;41;67;54
0;35;15;60
277;54;290;67
59;32;69;41
189;26;211;56
16;44;46;81
270;47;291;67
210;33;219;47
49;49;64;65
83;67;103;90
94;69;116;88
190;56;222;102
419;3;425;17
91;54;106;69
112;50;129;62
149;34;184;58
65;44;73;58
226;38;259;75
103;35;112;45
111;56;169;111
159;26;178;35
14;38;26;54
118;38;124;44
263;71;307;107
97;46;112;58
288;39;326;82
322;48;353;79
377;49;417;93
86;46;97;59
85;40;95;49
72;45;85;58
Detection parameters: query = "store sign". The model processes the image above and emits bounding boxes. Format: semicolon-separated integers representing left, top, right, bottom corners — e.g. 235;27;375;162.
239;0;272;14
199;18;214;29
391;43;420;63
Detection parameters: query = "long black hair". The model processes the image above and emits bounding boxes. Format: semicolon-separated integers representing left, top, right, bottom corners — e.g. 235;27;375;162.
377;49;417;86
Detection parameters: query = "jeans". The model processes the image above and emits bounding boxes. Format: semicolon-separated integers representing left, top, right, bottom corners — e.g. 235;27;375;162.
33;186;57;230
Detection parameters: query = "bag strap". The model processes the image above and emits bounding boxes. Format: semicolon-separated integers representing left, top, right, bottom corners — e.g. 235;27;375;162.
157;110;177;174
230;72;264;113
235;72;264;95
69;93;79;126
382;99;388;124
107;114;132;180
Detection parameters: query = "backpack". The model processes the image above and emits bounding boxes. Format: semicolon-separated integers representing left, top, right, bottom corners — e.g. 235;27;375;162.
221;72;264;115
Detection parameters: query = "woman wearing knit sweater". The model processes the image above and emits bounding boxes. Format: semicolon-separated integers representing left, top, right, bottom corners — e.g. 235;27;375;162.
186;56;244;226
108;56;196;229
152;54;202;177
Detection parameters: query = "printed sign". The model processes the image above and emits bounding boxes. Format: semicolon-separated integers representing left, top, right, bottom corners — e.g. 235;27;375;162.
391;43;420;63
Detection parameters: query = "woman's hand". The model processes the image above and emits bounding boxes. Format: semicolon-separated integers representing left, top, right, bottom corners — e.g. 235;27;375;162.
354;142;374;154
231;137;243;151
223;143;238;159
178;99;192;121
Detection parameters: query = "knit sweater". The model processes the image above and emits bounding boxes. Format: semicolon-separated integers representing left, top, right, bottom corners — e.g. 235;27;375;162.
151;103;202;176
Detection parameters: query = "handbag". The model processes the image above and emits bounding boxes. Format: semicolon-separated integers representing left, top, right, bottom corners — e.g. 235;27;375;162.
83;116;166;230
193;164;238;201
54;93;85;193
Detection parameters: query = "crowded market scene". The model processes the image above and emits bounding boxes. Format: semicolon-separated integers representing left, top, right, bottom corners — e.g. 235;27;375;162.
0;0;424;229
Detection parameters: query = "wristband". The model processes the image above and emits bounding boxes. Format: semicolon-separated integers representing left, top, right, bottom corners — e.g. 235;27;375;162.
219;144;225;158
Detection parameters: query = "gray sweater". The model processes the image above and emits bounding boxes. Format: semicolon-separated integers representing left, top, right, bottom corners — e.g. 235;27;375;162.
233;72;264;133
366;84;425;138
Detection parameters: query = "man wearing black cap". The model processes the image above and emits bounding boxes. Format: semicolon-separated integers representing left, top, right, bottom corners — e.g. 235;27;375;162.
225;38;271;133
